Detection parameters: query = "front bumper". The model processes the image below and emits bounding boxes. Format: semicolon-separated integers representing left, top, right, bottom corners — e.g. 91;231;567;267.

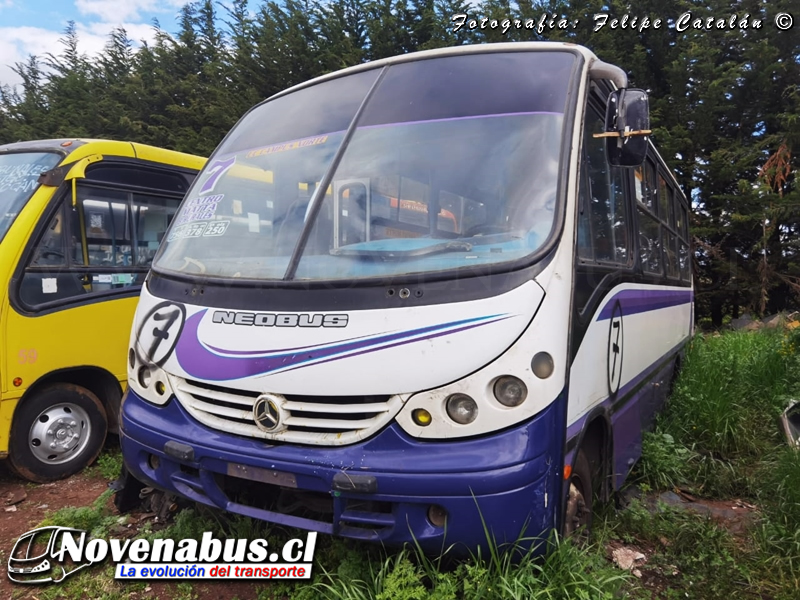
120;389;565;554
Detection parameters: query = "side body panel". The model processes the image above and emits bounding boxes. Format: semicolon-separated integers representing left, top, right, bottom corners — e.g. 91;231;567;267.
0;140;204;454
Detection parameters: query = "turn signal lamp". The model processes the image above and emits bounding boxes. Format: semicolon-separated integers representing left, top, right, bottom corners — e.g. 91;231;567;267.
412;409;432;426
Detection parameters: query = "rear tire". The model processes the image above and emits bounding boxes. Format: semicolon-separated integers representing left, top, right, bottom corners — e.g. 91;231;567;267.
563;449;593;541
667;353;683;398
8;384;107;483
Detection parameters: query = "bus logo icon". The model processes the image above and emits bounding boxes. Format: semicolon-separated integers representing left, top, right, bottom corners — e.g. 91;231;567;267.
136;302;186;367
607;301;624;396
7;527;91;584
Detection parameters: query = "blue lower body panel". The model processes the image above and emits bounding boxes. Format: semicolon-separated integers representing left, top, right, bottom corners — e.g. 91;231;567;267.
120;390;565;554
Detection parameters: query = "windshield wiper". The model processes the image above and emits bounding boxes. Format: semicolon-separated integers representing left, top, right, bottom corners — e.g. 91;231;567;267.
331;240;473;259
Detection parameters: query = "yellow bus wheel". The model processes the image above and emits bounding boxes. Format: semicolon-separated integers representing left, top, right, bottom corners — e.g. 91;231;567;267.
8;384;107;483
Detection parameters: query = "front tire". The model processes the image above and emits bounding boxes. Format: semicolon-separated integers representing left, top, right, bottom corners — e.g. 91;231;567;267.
8;384;107;483
563;449;593;540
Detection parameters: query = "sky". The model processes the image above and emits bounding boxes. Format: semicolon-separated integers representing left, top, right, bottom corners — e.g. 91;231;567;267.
0;0;195;89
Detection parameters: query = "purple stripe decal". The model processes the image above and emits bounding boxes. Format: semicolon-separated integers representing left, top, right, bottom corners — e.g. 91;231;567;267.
597;289;693;321
358;111;563;130
204;331;383;356
175;311;512;381
281;317;513;373
203;314;506;358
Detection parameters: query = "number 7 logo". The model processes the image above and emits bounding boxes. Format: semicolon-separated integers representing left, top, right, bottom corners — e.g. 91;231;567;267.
199;156;236;195
607;301;624;396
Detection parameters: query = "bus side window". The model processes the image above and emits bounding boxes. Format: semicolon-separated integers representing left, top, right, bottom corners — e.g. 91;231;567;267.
659;174;680;279
20;183;185;308
643;158;658;213
676;191;691;281
578;105;630;265
20;204;88;306
638;207;662;274
577;163;593;260
79;186;132;267
133;193;181;266
28;206;67;267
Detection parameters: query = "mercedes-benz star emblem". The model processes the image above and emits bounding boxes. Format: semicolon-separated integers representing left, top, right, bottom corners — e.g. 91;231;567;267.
253;395;282;432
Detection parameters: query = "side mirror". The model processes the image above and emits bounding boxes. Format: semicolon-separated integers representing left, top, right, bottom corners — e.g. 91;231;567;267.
598;89;651;167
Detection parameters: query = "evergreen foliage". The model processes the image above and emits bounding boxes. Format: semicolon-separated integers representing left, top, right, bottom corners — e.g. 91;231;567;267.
0;0;797;322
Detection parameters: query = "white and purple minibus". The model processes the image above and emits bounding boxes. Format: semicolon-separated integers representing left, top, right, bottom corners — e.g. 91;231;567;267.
119;42;693;553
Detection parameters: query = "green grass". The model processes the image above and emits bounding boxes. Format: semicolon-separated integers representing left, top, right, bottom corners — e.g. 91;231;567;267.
624;326;800;598
638;327;800;497
89;446;124;481
294;534;627;600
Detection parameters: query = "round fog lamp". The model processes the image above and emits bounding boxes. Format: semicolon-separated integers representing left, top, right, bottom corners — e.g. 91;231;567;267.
493;376;528;407
532;352;554;379
412;409;432;427
148;454;160;470
138;366;152;388
155;380;166;396
427;504;448;528
445;394;478;424
128;348;136;369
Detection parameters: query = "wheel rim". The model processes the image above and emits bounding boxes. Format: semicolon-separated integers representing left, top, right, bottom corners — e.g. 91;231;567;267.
564;479;590;538
28;403;92;465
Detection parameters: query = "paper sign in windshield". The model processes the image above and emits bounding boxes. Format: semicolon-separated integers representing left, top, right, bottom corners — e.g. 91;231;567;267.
174;194;224;226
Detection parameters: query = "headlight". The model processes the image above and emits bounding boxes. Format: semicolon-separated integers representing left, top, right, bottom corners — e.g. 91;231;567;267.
137;366;152;388
531;352;554;379
445;394;478;424
493;376;528;407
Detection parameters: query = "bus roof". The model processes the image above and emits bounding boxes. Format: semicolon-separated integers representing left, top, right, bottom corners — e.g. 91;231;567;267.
267;42;600;105
0;138;206;171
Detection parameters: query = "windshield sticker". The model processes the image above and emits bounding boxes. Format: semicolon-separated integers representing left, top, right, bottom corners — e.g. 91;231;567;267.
167;219;231;242
199;156;236;195
203;220;230;237
168;222;207;242
245;134;329;159
0;161;50;195
174;194;224;227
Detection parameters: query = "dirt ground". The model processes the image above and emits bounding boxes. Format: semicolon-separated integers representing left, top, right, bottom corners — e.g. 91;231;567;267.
0;459;269;600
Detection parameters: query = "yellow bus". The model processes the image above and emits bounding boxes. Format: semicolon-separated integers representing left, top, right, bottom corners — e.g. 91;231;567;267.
0;139;205;482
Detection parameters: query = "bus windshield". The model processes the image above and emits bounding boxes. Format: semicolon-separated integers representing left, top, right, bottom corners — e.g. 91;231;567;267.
155;51;576;281
0;152;62;243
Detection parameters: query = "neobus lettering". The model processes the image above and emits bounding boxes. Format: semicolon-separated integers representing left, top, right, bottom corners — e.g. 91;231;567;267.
212;311;348;328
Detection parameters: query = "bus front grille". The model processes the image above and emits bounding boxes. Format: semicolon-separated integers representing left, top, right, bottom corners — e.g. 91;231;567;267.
171;377;403;445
